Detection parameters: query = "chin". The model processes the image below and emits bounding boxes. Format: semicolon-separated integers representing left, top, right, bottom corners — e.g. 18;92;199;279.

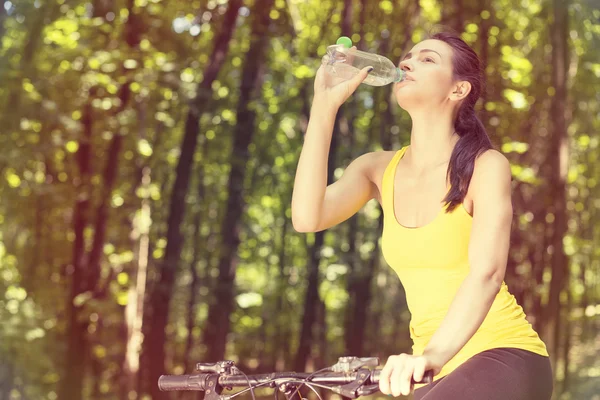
394;92;421;110
394;88;434;111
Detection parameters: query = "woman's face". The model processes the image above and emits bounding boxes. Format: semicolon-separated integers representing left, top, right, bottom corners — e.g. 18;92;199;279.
393;39;456;110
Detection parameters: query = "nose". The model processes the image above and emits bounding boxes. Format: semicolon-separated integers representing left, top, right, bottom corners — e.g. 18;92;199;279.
399;59;413;72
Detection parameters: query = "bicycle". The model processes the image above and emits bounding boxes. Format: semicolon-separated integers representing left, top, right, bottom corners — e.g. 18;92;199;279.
158;356;434;400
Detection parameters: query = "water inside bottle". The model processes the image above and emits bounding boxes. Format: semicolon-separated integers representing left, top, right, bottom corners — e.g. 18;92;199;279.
361;74;391;86
325;62;391;86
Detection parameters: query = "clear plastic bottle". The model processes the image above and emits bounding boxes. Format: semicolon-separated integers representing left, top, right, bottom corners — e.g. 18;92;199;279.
321;36;405;86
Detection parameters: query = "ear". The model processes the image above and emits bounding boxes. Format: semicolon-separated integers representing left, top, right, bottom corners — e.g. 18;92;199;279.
449;80;471;101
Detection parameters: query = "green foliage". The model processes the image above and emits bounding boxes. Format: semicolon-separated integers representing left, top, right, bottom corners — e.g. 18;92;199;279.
1;0;599;398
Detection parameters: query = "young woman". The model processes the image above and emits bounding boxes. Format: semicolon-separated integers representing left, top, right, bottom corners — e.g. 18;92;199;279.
291;31;553;400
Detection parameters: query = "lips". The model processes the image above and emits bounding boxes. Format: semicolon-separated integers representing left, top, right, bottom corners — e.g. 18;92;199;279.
396;77;414;87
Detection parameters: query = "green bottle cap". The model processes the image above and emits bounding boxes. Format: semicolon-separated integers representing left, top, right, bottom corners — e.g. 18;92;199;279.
336;36;353;48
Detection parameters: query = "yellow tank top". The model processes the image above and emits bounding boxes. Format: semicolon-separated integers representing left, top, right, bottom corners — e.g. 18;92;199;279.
381;146;549;383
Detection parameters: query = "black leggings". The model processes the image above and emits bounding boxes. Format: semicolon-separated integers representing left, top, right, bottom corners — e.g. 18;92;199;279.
413;348;553;400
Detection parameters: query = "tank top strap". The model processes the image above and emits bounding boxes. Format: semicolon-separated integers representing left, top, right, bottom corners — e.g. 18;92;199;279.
382;146;409;214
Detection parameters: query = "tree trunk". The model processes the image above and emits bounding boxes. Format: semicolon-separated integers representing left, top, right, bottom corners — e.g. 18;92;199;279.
182;249;200;371
454;0;464;34
122;166;152;400
531;218;550;333
295;231;326;371
542;0;569;367
560;286;572;394
343;218;358;356
65;28;135;400
61;0;137;392
315;298;328;367
441;0;464;34
348;216;382;356
182;157;207;376
145;2;242;397
59;93;94;400
201;0;275;364
273;197;291;370
91;0;114;19
0;349;15;400
62;103;125;399
87;130;124;293
401;0;421;56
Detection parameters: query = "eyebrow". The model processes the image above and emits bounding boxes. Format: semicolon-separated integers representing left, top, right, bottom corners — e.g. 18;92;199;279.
402;49;442;60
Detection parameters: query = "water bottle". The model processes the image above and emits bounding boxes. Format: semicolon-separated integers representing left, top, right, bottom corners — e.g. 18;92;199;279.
321;36;406;86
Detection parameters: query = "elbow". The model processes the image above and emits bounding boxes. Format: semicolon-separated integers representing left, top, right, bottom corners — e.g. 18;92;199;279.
291;208;321;232
291;201;320;232
470;270;503;294
291;198;325;232
292;216;317;233
293;224;314;233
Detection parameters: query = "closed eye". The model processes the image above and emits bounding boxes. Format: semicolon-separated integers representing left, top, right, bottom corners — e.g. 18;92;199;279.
423;57;435;63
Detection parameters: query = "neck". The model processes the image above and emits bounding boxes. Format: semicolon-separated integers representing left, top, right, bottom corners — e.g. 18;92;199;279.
405;108;459;171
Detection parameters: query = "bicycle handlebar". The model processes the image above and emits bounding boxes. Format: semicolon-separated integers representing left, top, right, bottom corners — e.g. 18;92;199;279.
158;367;433;394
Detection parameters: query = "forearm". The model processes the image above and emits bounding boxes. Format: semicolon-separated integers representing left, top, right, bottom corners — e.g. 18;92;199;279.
291;98;338;230
423;273;501;367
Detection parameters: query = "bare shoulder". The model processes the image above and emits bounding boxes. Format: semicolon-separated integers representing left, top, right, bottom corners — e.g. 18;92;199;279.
348;150;395;174
470;149;512;200
354;150;397;204
473;149;511;182
352;149;394;175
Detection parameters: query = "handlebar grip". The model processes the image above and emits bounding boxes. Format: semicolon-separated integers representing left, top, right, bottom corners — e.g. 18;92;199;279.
158;374;208;391
371;369;434;384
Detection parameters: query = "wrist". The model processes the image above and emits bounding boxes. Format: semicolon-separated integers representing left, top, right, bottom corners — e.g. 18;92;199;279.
422;347;450;369
311;94;339;116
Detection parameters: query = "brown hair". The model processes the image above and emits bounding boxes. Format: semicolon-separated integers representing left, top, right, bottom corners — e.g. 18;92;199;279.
429;31;494;211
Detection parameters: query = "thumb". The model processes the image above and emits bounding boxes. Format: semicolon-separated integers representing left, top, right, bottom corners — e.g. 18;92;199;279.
412;360;426;383
346;65;373;92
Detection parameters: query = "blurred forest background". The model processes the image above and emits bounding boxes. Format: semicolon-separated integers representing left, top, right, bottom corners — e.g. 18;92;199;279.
1;0;599;399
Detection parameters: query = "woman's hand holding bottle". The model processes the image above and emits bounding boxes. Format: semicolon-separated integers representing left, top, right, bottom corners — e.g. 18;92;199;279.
313;46;373;112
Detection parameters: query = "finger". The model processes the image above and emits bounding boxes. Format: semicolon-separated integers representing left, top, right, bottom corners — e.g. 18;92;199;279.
315;63;325;78
346;65;373;92
389;354;406;397
314;65;327;91
378;356;396;395
398;358;414;396
412;359;426;383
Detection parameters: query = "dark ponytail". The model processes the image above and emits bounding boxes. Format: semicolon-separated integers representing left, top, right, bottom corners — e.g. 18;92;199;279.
428;31;494;212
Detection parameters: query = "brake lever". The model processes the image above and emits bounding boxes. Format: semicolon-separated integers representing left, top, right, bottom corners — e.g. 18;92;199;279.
331;356;379;372
356;384;380;396
196;361;235;374
330;368;372;398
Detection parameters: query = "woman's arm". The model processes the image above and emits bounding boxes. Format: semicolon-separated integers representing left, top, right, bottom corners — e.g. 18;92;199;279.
423;149;513;366
291;63;373;232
